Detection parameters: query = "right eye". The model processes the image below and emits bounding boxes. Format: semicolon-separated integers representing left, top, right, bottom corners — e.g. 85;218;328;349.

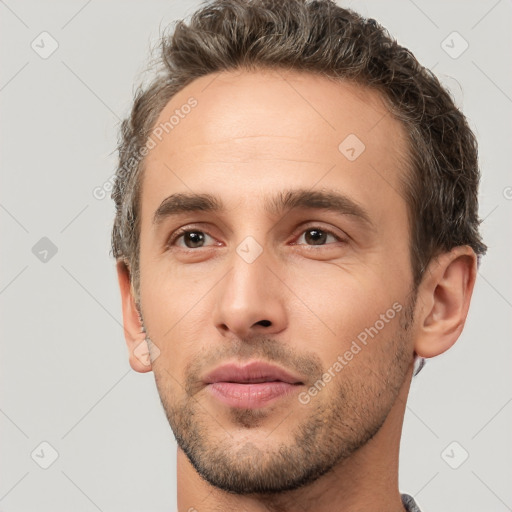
167;228;217;250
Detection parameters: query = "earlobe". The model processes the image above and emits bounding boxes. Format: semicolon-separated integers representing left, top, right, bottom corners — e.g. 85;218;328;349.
116;260;152;373
414;246;477;359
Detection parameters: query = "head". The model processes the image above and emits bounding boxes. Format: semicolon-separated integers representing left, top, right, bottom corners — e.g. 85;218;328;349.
112;0;485;496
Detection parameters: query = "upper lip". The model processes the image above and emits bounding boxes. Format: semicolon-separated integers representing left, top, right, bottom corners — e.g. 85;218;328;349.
203;361;303;385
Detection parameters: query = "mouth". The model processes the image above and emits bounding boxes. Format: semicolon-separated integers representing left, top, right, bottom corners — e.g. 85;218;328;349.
203;360;304;409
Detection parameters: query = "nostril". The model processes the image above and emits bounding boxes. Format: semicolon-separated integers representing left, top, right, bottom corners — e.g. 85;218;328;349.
257;320;271;327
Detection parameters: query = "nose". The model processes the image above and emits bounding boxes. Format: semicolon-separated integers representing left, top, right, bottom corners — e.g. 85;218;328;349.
212;242;287;340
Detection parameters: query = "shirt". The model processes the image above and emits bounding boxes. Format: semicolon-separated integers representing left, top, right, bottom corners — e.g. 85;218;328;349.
401;493;422;512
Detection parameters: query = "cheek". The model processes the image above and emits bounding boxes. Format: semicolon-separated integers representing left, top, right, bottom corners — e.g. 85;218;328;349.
139;258;216;368
289;262;404;362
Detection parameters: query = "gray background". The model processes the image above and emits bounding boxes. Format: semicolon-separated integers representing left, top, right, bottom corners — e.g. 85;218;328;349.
1;0;511;510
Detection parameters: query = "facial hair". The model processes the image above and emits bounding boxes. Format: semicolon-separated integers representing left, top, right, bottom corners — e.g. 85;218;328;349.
148;294;416;496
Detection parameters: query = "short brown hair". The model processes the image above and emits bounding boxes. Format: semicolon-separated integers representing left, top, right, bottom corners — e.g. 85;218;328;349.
111;0;487;303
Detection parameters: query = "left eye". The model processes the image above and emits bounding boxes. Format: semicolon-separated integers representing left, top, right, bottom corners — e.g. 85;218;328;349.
295;227;342;246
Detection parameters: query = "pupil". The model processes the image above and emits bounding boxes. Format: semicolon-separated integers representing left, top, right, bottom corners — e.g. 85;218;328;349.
186;231;204;248
305;229;326;245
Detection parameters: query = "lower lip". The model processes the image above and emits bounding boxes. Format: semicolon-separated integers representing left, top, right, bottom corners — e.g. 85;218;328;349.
206;381;300;409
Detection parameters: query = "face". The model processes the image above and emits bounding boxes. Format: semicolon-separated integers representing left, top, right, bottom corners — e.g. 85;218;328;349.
137;69;417;494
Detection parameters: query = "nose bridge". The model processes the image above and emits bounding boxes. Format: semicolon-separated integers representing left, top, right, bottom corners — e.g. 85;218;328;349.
226;234;271;309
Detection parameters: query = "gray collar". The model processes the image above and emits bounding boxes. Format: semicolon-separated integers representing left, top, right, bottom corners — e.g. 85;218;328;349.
401;493;422;512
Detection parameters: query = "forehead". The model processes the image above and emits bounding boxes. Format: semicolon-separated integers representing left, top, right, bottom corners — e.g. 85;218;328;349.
149;68;404;158
141;68;410;227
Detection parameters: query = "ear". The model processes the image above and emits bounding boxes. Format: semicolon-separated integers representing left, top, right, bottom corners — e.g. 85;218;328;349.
116;260;152;373
414;246;477;358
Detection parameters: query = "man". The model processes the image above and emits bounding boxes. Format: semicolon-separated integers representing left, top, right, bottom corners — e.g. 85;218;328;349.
111;1;486;510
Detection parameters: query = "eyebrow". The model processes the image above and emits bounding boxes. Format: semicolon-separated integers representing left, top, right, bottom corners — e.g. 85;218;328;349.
152;188;374;229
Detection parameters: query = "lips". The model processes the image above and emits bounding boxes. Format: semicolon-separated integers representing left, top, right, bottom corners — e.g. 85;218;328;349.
203;361;304;409
203;360;303;385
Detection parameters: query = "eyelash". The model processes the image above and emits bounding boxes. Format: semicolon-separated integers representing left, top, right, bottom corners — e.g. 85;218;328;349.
166;225;346;250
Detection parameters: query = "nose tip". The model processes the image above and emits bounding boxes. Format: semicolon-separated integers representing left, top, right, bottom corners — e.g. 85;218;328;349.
218;317;273;339
213;245;287;340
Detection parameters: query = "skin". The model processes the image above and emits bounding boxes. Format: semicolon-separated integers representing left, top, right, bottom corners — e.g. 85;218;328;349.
116;68;477;512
